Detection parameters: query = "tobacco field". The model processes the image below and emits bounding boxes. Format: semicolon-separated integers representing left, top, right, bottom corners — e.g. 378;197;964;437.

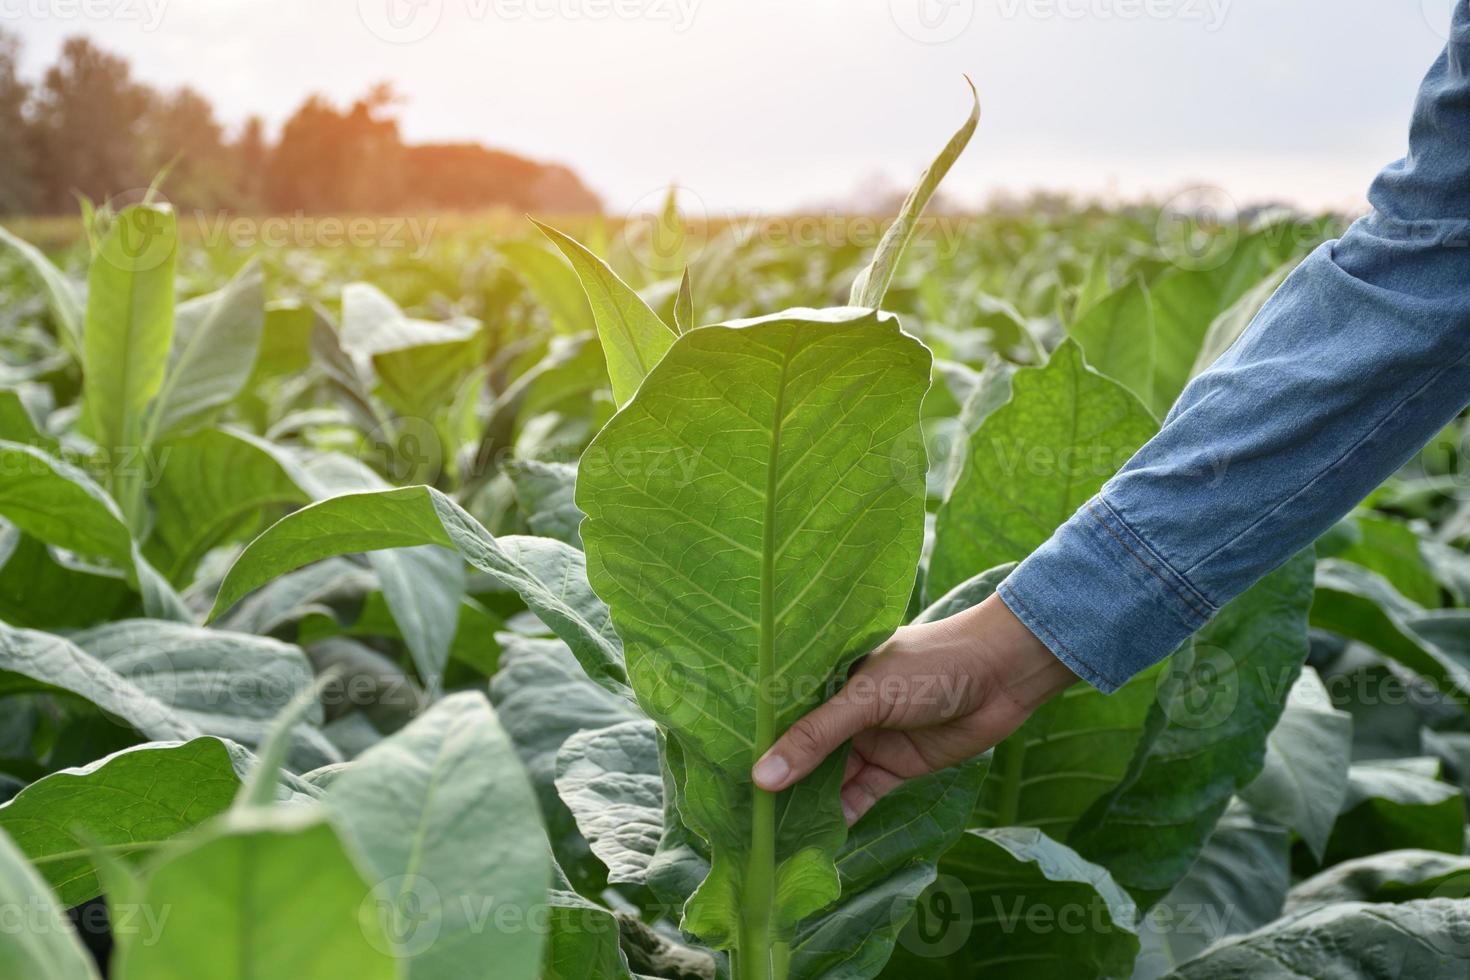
2;97;1470;979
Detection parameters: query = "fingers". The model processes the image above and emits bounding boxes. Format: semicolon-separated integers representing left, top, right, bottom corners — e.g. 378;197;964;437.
752;691;875;792
840;761;904;826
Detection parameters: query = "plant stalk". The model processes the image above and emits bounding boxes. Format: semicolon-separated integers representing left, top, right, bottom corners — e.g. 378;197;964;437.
741;338;793;980
739;787;777;980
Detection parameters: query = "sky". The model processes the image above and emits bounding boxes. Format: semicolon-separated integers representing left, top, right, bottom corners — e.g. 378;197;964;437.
5;0;1459;214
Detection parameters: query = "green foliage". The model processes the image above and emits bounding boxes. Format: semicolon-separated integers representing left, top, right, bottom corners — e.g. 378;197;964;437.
1164;900;1470;978
0;738;241;905
109;806;401;980
327;693;549;979
0;826;99;980
534;220;675;407
928;340;1157;598
82;205;178;526
578;307;930;969
0;104;1462;980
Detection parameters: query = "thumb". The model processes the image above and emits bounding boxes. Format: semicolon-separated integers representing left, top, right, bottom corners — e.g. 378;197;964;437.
751;690;875;792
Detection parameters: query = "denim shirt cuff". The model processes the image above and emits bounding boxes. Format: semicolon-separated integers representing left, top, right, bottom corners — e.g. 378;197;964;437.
996;496;1216;693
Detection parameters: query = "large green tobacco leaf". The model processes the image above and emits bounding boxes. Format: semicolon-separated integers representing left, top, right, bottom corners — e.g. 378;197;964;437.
145;427;310;584
143;259;264;443
0;224;84;357
0;827;99;980
82;205;178;525
1337;514;1440;608
0;620;196;743
71;620;338;770
499;239;594;333
0;531;132;629
975;664;1162;838
111;806;402;980
214;558;374;637
927;340;1157;599
327;692;548;980
788;759;987;980
1132;804;1291;979
506;459;583;545
0;440;133;565
248;301;314;385
1070;551;1314;908
534;220;675;407
363;543;463;698
1071;233;1280;418
577;308;931;960
210;485;630;700
543;867;635;980
340;283;485;426
884;828;1139;980
339;282;480;360
0;737;241;905
555;719;663;884
1311;560;1470;708
1164;900;1470;978
1237;668;1351;862
277;451;468;698
1067;276;1156;410
0;440;186;619
1287;850;1470;913
489;635;642;893
1320;758;1465;868
556;717;986;979
849;79;978;309
0;388;56;449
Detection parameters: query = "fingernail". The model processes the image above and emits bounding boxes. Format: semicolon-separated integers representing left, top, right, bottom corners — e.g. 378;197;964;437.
752;754;790;789
842;802;858;826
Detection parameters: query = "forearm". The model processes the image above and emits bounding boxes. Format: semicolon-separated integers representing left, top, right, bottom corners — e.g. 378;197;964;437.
1000;6;1470;692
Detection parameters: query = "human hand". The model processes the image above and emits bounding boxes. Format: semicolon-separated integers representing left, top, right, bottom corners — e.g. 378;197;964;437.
750;593;1079;825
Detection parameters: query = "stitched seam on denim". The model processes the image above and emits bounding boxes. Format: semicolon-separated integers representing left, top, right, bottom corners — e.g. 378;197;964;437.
1087;501;1212;626
1182;343;1470;579
998;582;1124;691
1095;496;1218;617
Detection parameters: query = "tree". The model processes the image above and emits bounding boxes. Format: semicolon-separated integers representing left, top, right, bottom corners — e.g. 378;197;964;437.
138;85;233;209
30;36;153;211
265;84;406;213
0;30;38;214
233;115;269;210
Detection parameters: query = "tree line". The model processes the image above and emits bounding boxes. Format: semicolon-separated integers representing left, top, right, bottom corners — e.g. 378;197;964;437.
0;32;600;217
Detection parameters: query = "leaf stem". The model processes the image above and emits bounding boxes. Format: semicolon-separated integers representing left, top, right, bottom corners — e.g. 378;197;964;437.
740;331;796;980
739;789;776;980
995;737;1027;827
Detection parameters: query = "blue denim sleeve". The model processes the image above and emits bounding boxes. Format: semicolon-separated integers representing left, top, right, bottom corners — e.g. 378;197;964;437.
997;2;1470;693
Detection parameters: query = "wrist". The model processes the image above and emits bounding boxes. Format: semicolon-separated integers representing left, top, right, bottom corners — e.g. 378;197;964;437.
971;593;1079;711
